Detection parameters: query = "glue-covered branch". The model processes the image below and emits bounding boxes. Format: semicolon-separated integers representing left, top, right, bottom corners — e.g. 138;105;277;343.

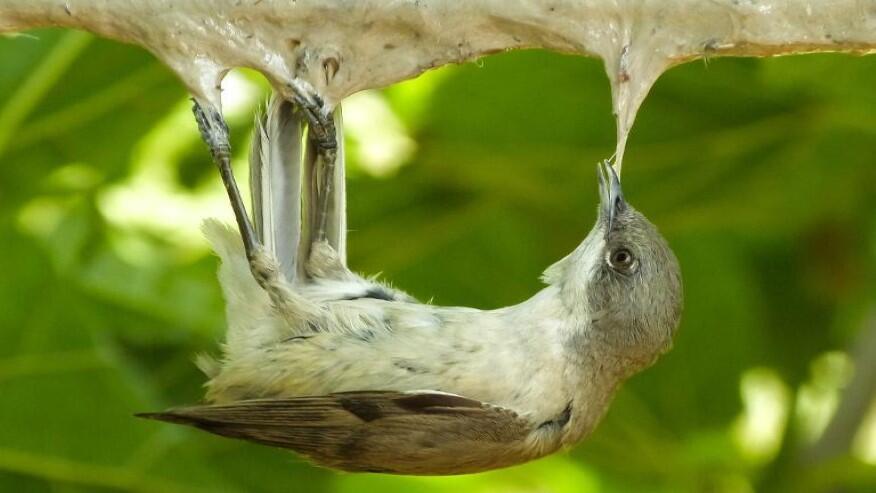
1;0;873;104
1;0;874;171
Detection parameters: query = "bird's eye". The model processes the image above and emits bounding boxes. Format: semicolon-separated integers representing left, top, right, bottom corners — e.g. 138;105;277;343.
607;248;636;273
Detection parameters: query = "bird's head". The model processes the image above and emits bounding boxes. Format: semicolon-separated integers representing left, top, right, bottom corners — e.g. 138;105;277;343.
543;161;683;372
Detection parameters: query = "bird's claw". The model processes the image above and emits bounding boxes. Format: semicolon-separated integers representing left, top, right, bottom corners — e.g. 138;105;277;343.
287;81;337;153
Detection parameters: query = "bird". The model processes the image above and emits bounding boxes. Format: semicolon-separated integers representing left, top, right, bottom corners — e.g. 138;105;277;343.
138;95;683;475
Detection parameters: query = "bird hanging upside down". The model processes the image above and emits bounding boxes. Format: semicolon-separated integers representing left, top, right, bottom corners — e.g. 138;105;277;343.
137;95;683;475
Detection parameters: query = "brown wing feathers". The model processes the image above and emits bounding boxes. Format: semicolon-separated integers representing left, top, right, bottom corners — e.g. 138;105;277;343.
137;391;534;474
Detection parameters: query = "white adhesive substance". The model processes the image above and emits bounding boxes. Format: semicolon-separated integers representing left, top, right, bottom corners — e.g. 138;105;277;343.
2;0;875;173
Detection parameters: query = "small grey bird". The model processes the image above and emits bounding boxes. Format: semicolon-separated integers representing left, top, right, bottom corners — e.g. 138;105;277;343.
139;96;683;475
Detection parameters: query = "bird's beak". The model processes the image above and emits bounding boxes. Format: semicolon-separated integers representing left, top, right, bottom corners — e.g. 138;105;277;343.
597;160;626;235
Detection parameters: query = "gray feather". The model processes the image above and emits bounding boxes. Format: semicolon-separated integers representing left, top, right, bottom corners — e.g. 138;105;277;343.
250;96;305;282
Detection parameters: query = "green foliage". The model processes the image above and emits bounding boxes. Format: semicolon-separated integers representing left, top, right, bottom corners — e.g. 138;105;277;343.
1;29;874;492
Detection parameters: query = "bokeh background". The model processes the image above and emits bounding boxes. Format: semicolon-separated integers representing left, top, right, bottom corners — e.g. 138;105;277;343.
1;28;875;493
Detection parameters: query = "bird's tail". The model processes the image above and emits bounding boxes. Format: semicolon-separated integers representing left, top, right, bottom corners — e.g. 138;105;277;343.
250;95;347;285
250;95;305;282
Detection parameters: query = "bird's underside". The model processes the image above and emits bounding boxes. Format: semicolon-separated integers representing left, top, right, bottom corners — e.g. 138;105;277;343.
138;95;553;475
138;391;545;475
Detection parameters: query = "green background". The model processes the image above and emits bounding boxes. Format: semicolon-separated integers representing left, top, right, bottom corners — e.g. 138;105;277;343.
0;29;874;492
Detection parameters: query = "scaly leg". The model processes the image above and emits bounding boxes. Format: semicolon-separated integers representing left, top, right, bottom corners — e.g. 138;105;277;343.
192;99;298;309
192;100;259;261
287;82;338;246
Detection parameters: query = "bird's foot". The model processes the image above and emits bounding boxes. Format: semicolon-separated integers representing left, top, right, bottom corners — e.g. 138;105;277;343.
306;241;351;281
192;99;289;299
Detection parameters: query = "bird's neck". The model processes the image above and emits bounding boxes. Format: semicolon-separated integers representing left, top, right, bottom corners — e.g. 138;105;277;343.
564;359;625;445
511;283;587;320
512;285;641;446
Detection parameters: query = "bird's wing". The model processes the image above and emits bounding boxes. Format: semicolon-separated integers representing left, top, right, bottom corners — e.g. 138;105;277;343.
137;391;537;475
250;95;305;282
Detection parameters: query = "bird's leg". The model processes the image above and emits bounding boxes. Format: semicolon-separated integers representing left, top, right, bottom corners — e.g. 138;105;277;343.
287;81;338;245
192;100;258;258
192;99;286;298
310;121;338;247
